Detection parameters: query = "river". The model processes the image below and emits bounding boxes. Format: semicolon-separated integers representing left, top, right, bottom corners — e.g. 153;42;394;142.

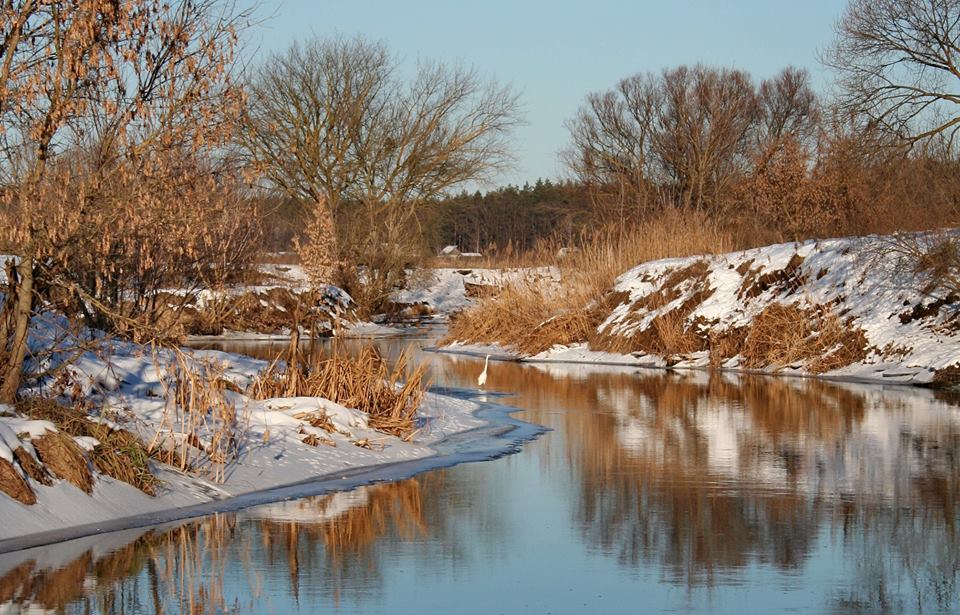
2;330;959;614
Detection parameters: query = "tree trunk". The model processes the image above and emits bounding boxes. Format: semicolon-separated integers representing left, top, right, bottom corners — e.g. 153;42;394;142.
0;257;34;403
298;198;339;287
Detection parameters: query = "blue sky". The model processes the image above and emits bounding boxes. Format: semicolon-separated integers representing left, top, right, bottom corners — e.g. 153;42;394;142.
247;0;846;187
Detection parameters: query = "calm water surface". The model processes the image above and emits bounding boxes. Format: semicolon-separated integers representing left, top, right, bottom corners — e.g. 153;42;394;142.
2;331;959;614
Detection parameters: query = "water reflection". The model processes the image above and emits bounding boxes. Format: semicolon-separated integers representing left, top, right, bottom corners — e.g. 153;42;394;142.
4;336;960;613
0;475;466;614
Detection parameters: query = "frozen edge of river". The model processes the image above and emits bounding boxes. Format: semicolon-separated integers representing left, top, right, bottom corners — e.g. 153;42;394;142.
430;343;954;390
0;387;544;556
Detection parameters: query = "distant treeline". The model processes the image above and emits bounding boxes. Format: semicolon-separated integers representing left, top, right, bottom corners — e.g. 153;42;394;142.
420;180;592;255
260;180;592;256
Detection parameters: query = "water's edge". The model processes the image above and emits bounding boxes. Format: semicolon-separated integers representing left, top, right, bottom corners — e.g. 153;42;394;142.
427;345;951;391
0;389;545;555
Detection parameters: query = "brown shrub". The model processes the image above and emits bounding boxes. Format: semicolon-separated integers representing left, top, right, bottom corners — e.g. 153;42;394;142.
0;457;36;505
745;138;854;240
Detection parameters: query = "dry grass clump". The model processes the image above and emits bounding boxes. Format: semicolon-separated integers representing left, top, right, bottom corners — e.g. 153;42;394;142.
708;327;749;368
0;457;36;505
17;397;160;495
87;427;159;495
594;309;707;358
442;281;596;355
251;343;427;440
32;431;94;494
445;211;733;354
13;446;52;486
300;431;336;447
295;411;341;447
519;305;609;356
650;311;706;356
741;303;868;373
294;411;342;434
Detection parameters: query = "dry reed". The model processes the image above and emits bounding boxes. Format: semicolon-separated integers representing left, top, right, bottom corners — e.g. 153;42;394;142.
17;396;160;494
250;342;428;440
153;349;248;483
444;210;734;354
741;303;868;373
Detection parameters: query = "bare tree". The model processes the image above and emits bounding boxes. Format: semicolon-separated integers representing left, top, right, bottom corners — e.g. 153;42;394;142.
0;0;251;402
563;73;661;222
756;67;821;150
565;65;761;217
240;36;522;287
826;0;960;150
654;65;759;212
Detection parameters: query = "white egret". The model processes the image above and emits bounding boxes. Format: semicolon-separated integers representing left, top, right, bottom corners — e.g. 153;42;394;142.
477;354;490;388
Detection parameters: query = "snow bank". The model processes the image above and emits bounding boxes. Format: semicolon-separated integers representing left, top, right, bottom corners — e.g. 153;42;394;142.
448;234;960;386
0;318;492;546
393;267;559;317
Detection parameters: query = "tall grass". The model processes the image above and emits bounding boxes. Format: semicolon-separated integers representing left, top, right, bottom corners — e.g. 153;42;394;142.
741;303;869;373
152;349;248;484
250;342;428;440
444;210;735;354
17;397;160;494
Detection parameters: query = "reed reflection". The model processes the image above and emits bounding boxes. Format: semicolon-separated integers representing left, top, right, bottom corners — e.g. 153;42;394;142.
1;474;463;614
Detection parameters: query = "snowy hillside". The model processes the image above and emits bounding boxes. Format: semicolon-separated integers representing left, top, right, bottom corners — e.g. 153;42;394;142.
524;235;959;386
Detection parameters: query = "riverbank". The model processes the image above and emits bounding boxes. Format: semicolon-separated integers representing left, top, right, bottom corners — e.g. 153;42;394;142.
4;346;959;615
442;233;960;387
0;323;531;551
175;264;557;337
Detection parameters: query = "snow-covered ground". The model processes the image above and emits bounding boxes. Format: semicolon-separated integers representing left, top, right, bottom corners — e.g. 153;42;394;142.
183;263;558;336
0;321;491;548
0;259;558;550
393;267;559;317
443;234;960;387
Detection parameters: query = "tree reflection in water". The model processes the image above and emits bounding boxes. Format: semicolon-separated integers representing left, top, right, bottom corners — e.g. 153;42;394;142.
488;362;960;609
3;342;959;614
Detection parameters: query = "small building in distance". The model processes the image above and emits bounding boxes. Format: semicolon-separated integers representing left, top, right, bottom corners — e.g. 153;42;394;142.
439;245;461;258
438;245;482;259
